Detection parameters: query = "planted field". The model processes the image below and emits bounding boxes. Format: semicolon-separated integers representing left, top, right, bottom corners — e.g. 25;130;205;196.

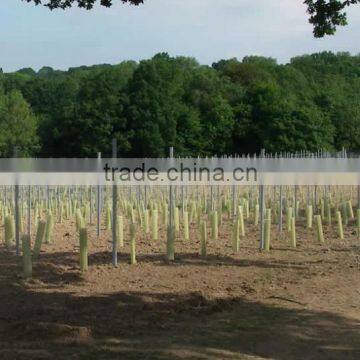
0;185;359;359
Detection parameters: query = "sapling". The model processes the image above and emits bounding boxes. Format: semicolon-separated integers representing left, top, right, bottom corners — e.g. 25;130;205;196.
106;205;112;230
226;200;232;219
59;202;63;223
295;200;300;218
218;204;223;226
22;234;32;279
315;215;324;244
190;201;196;223
341;202;348;226
183;211;189;241
290;217;296;248
117;215;124;248
200;220;207;256
346;200;354;219
65;202;70;219
274;204;279;224
167;224;175;261
174;207;180;233
244;198;250;219
4;215;14;247
2;206;8;221
306;205;313;229
232;219;240;252
84;203;90;224
163;207;168;227
197;206;202;227
238;206;245;237
254;204;259;226
151;209;158;241
18;206;23;233
211;210;218;240
326;201;332;225
127;203;132;218
44;212;54;244
79;227;88;272
34;204;39;222
286;207;293;232
75;208;84;231
33;220;46;259
130;222;137;265
320;199;324;219
144;209;150;234
336;211;344;239
137;207;143;228
264;209;271;252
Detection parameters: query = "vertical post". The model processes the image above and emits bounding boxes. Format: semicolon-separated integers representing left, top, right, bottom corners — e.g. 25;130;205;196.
259;149;265;250
294;185;298;221
137;185;141;205
112;141;118;267
167;147;175;260
144;185;148;210
210;186;214;212
56;186;58;210
47;185;50;211
169;147;174;228
89;185;93;225
27;185;31;236
232;184;236;218
97;152;101;237
259;184;265;249
279;185;283;234
14;147;20;256
181;185;185;217
38;186;41;215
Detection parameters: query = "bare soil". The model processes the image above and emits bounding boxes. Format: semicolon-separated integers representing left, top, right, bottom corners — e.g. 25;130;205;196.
0;217;359;359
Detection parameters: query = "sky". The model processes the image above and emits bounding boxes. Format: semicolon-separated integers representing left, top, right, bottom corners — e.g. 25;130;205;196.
0;0;359;72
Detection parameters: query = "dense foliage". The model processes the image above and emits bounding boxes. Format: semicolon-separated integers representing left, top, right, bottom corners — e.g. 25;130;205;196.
0;51;359;157
24;0;360;37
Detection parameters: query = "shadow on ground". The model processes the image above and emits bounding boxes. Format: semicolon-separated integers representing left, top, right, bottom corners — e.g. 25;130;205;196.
0;247;359;360
87;250;339;270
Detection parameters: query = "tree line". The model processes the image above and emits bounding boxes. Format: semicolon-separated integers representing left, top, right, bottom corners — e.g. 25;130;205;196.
0;51;359;157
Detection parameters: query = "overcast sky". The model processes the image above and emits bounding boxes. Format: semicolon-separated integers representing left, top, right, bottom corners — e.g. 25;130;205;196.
0;0;359;72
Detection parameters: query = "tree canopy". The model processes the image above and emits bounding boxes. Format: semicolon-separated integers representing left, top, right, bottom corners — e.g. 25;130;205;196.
24;0;360;37
0;51;359;157
0;90;39;156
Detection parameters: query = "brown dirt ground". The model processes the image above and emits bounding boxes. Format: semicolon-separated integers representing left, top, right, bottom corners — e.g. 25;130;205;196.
0;216;359;360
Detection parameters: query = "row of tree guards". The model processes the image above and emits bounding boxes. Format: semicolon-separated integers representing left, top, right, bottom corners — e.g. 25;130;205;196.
1;145;360;278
